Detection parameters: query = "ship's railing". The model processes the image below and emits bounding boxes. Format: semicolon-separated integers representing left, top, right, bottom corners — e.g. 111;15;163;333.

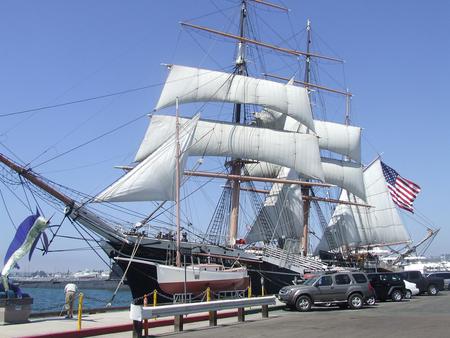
262;246;326;272
130;296;276;337
172;293;193;304
216;290;246;300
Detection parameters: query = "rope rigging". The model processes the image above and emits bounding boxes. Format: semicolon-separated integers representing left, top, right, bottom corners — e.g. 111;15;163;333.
106;234;143;307
0;83;166;118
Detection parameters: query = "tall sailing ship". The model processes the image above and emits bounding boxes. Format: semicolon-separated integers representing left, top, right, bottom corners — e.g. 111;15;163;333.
0;0;438;302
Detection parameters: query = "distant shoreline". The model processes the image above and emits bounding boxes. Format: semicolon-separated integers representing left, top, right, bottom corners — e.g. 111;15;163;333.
13;279;130;290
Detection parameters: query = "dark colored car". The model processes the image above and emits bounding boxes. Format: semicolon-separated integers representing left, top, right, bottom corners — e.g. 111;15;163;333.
426;272;450;290
367;272;406;302
278;272;375;312
398;270;444;295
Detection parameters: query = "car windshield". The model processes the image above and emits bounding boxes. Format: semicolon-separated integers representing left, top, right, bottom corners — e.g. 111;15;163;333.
303;277;320;286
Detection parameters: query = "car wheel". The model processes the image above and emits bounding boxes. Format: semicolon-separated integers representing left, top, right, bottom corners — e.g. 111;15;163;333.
404;290;412;299
348;294;363;310
366;296;376;305
391;289;403;302
295;295;312;312
427;284;438;296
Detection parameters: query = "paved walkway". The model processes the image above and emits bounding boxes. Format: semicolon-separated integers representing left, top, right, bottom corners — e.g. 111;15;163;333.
5;294;449;338
158;292;450;338
2;309;130;338
1;301;282;338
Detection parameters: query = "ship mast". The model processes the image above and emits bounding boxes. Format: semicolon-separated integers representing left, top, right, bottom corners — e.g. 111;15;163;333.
228;0;247;247
175;98;182;267
180;1;345;248
301;19;312;257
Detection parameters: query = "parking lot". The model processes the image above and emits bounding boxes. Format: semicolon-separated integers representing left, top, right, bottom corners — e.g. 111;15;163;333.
170;292;450;338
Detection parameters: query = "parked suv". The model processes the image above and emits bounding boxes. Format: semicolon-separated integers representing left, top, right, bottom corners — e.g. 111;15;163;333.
367;272;406;302
426;272;450;290
278;272;374;312
398;270;444;295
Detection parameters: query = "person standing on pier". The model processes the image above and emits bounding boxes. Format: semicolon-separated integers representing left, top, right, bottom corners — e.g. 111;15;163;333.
64;282;78;319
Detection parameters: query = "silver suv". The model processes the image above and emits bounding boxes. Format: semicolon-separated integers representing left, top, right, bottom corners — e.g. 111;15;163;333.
278;272;375;312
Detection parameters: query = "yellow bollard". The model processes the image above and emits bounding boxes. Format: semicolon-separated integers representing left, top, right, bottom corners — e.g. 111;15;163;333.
206;287;211;302
153;289;157;307
77;293;84;330
153;289;157;320
248;283;252;310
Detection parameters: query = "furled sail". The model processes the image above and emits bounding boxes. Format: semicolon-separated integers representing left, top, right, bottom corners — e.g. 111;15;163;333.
244;158;366;201
155;65;315;131
256;110;362;163
316;159;411;252
94;115;200;202
244;161;281;178
245;167;303;244
135;115;325;181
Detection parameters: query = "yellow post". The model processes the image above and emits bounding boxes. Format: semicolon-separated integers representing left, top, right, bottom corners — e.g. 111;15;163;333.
153;289;157;320
77;293;84;330
153;290;157;307
206;287;211;302
248;283;252;310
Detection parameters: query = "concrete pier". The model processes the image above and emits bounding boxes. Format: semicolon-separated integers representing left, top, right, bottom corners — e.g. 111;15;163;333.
1;300;284;338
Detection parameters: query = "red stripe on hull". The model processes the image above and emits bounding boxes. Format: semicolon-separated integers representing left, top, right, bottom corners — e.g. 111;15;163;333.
159;277;250;295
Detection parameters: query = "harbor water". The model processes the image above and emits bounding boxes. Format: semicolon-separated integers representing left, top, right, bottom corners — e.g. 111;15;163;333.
21;287;131;313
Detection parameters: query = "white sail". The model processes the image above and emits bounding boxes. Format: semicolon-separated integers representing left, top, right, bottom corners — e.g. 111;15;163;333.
155;65;315;131
245;167;303;244
313;120;361;163
244;161;281;178
244;158;366;200
321;158;366;201
95;115;199;202
256;111;361;163
135;115;325;181
317;159;411;251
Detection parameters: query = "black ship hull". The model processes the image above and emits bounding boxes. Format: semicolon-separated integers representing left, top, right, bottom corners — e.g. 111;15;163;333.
104;239;301;303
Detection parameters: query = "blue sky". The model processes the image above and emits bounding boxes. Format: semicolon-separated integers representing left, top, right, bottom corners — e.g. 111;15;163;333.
0;0;449;272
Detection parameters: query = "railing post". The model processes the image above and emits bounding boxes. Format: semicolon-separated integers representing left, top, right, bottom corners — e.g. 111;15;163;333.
143;294;148;337
77;293;83;330
237;307;245;322
132;320;143;338
174;314;184;332
207;287;217;326
262;304;269;318
209;310;217;326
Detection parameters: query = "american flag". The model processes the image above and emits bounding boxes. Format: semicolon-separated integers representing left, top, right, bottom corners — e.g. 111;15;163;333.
381;161;421;213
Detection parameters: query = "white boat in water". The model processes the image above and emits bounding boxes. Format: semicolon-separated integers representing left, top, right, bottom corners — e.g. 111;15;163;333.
116;257;249;295
157;264;249;295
